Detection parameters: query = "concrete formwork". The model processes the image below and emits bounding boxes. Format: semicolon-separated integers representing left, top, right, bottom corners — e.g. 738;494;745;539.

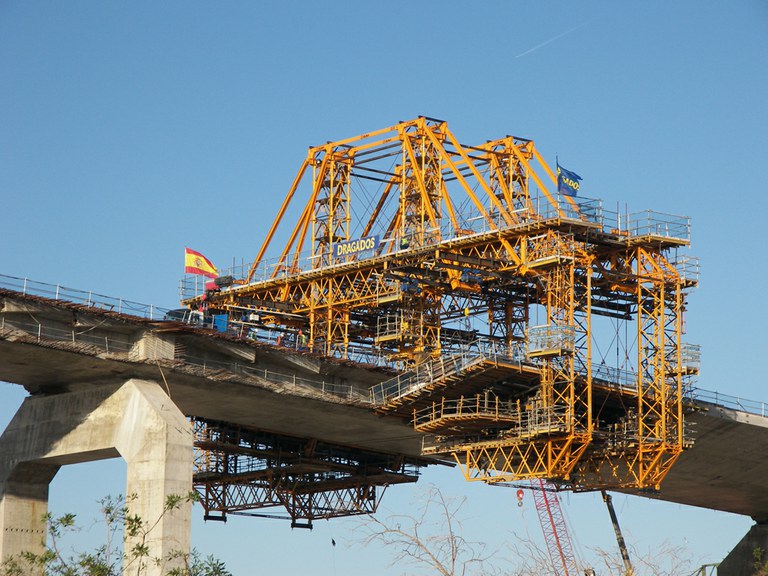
0;379;193;575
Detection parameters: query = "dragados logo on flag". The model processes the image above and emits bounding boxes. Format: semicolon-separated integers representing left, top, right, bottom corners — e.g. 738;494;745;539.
184;247;218;278
557;162;582;197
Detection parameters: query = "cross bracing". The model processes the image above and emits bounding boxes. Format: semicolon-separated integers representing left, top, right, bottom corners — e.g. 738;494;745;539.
183;117;698;493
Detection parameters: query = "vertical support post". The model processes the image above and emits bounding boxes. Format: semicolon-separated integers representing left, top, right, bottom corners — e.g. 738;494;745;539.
0;380;193;576
0;463;58;564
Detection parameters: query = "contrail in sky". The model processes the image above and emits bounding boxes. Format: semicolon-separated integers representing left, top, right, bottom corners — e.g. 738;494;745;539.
515;18;596;59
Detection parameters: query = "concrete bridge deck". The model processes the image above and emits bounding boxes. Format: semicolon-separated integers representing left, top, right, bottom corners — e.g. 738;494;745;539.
1;287;767;574
1;288;767;519
0;288;428;460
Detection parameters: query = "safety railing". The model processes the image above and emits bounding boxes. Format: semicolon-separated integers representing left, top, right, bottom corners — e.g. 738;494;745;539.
371;336;710;408
180;252;403;301
370;338;527;405
527;325;576;357
376;314;402;341
413;394;520;429
421;403;571;453
179;275;214;301
231;363;368;403
671;255;700;284
677;343;702;373
0;316;134;353
446;194;604;239
179;197;692;305
626;210;691;242
688;388;768;418
420;384;768;453
534;194;603;225
179;256;304;300
343;343;392;367
217;322;391;367
0;312;368;403
0;274;168;320
177;354;369;402
369;355;473;406
590;362;638;389
526;232;577;264
599;208;691;244
3;295;766;417
471;338;527;362
180;194;613;298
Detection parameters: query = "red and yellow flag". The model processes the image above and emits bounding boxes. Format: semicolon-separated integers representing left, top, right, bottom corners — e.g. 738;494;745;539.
184;247;218;278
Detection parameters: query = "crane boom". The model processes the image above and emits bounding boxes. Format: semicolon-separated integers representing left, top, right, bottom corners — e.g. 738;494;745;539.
531;480;581;576
602;490;634;576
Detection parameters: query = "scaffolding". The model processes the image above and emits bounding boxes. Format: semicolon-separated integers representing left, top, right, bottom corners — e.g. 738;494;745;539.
184;117;698;492
192;419;421;528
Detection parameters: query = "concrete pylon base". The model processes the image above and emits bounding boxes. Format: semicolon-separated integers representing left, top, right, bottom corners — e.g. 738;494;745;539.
0;379;193;575
719;523;768;576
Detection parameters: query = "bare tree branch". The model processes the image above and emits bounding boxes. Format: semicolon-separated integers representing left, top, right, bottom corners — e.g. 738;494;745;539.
353;485;497;576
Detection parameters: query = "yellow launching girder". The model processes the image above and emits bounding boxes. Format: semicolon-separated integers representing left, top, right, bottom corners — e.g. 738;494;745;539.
237;117;570;288
183;117;698;492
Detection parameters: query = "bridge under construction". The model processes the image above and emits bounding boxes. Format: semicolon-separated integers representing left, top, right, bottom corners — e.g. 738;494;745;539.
4;117;765;575
0;279;764;576
183;117;700;495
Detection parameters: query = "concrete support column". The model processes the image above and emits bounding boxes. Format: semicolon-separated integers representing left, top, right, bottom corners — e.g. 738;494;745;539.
719;523;768;576
0;379;193;576
0;463;58;562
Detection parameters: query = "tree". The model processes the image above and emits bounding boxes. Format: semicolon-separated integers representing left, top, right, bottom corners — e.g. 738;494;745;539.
356;484;706;576
506;529;703;576
0;493;231;576
589;539;697;576
752;546;768;576
355;484;499;576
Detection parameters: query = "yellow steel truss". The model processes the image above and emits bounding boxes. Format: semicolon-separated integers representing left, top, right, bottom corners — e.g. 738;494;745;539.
184;117;697;492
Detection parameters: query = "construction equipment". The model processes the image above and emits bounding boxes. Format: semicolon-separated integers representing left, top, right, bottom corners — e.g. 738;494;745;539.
191;418;422;528
602;491;634;576
182;116;699;493
512;483;634;576
530;480;582;576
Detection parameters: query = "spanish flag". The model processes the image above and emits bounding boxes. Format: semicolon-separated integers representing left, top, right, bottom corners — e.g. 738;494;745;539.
184;247;218;278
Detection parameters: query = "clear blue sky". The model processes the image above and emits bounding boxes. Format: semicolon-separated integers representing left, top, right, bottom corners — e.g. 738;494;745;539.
1;1;767;573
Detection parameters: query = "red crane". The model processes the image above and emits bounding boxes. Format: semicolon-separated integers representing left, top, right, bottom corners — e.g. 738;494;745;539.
517;483;635;576
517;479;581;576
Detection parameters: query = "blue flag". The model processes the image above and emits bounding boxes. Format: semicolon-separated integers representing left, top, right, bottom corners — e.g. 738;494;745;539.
557;162;582;197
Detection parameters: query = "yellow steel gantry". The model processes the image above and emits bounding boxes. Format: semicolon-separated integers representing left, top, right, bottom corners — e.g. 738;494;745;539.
183;117;699;492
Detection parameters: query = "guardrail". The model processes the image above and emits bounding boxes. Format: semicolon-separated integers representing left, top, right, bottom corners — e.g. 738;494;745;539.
2;300;766;418
600;208;691;243
181;193;693;300
13;273;753;420
421;404;570;453
0;275;378;400
413;394;521;429
186;358;369;403
672;255;700;284
370;354;484;406
0;310;368;404
689;388;768;418
0;274;169;320
0;316;134;353
527;325;575;356
370;339;527;405
627;209;691;241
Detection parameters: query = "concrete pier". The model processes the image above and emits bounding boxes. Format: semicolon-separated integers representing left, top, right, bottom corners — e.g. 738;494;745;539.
0;379;193;575
719;524;768;576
